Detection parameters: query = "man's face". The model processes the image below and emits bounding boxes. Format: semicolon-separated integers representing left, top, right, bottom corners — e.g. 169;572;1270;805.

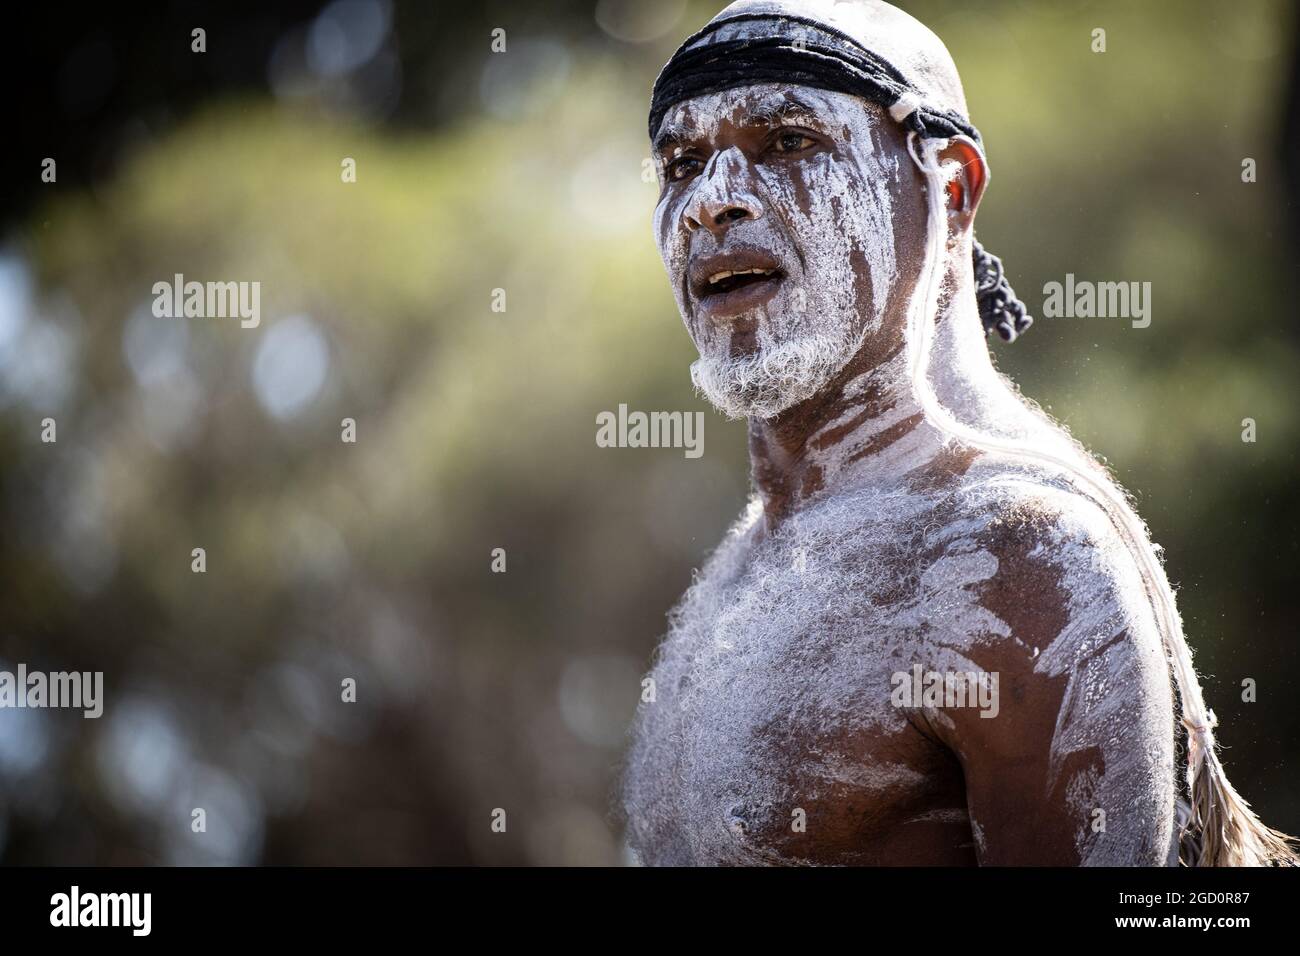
652;84;910;420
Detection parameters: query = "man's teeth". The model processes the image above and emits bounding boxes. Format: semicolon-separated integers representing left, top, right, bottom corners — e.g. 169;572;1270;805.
707;268;778;286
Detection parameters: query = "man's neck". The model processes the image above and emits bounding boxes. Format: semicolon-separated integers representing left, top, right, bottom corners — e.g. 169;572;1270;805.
747;342;940;526
746;267;1014;530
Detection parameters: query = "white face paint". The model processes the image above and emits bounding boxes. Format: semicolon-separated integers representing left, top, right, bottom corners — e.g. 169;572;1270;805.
652;84;903;419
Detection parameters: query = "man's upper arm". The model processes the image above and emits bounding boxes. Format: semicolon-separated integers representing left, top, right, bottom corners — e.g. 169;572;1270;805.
918;487;1177;865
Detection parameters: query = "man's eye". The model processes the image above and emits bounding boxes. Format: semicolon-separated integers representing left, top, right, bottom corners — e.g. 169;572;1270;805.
772;132;815;154
666;157;701;181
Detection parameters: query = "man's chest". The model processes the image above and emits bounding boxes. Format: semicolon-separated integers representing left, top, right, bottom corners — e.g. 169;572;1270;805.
626;528;980;865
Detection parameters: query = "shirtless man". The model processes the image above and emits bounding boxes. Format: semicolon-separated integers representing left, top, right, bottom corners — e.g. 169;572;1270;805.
621;0;1296;866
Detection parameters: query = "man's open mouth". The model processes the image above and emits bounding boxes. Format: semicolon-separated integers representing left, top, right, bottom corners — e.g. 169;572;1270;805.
690;251;786;319
702;267;782;296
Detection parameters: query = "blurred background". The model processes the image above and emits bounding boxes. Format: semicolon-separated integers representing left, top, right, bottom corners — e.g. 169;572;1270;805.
0;0;1296;864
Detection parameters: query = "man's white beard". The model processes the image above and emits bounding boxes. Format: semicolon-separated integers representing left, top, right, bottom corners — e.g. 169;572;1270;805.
689;326;863;420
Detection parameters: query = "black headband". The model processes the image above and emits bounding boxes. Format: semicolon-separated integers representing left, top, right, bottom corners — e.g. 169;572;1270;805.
649;13;979;144
648;13;1032;343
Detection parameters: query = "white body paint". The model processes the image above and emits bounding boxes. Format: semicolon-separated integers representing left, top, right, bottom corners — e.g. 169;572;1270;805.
623;271;1179;864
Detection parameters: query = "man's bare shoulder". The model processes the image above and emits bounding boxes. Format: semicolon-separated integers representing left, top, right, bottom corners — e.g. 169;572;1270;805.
823;468;1141;573
886;467;1176;760
956;470;1153;603
815;466;1165;651
912;470;1179;866
946;470;1163;642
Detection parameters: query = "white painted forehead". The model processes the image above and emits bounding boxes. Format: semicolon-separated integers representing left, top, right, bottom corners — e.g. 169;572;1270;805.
662;84;882;136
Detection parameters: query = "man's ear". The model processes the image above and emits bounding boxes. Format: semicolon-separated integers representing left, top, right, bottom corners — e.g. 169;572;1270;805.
936;135;987;231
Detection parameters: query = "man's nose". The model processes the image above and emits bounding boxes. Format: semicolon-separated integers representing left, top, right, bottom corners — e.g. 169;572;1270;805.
682;148;763;239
